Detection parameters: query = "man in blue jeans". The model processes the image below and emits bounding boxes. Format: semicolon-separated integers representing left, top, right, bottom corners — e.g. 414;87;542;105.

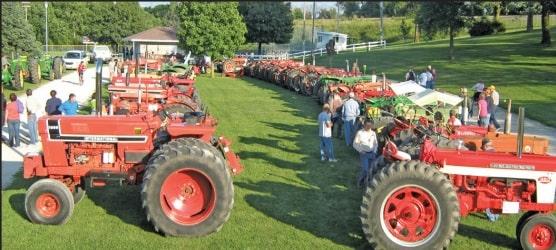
341;92;360;146
318;104;337;162
353;120;378;187
25;89;41;145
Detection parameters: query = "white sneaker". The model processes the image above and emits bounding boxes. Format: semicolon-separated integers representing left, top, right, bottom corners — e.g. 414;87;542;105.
321;156;326;161
329;159;338;163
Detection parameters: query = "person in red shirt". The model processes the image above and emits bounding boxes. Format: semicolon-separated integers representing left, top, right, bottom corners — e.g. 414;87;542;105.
4;93;23;148
78;61;86;85
477;93;489;128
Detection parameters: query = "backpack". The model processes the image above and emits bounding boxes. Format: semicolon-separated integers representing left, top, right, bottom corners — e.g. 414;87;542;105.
16;99;24;113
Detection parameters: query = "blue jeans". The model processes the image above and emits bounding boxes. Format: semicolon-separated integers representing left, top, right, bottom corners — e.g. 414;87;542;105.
320;137;335;160
7;120;21;147
479;114;490;128
343;118;356;146
27;114;38;144
489;107;500;129
359;151;377;181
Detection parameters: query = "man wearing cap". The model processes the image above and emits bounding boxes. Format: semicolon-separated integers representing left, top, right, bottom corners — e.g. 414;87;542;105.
488;85;500;129
341;92;360;146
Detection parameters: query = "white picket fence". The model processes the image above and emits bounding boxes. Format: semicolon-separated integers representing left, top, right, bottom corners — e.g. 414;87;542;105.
238;40;386;61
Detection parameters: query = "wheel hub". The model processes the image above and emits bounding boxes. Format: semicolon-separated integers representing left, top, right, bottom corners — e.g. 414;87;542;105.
35;193;60;218
529;224;555;249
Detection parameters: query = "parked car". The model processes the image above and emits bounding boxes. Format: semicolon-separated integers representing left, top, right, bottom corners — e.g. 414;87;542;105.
62;50;89;70
90;45;112;63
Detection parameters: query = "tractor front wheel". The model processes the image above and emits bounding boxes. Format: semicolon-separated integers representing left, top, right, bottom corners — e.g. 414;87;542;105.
25;179;75;225
361;160;460;250
519;213;556;250
141;138;233;237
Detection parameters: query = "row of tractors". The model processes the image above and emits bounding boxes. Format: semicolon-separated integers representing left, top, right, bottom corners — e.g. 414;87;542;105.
243;59;556;250
22;58;244;237
2;55;65;89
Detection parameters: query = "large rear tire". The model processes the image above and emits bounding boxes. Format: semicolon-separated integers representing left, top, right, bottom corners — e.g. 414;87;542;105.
519;213;556;250
25;179;75;225
361;160;460;250
161;103;196;120
141;138;234;237
13;65;24;90
28;58;41;84
53;57;64;79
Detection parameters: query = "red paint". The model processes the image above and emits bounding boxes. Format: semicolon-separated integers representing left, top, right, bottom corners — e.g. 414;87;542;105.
528;223;555;250
35;193;60;218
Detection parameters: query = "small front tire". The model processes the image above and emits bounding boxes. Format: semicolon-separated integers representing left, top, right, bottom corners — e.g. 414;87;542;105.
25;179;75;225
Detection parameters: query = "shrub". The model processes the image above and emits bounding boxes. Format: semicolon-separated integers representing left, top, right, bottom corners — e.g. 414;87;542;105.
469;19;506;37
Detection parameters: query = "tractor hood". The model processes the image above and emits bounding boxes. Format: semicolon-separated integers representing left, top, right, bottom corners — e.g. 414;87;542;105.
390;81;463;107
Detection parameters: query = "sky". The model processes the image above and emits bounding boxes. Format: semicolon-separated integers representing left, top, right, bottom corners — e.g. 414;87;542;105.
138;1;338;11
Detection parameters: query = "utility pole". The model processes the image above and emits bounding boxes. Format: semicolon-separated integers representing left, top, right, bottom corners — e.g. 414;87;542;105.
22;2;30;21
45;2;48;54
335;3;340;33
302;2;306;64
379;1;384;43
311;1;316;65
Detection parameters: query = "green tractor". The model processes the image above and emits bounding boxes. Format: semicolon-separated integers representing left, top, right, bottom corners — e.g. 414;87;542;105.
1;55;64;90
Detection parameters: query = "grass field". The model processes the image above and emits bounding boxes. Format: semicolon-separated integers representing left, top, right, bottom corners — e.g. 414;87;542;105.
313;28;556;127
1;75;532;249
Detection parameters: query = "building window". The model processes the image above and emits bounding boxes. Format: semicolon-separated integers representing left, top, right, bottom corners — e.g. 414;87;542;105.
318;36;322;43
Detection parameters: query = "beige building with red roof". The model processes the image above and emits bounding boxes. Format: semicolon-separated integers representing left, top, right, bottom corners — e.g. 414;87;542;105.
123;26;181;58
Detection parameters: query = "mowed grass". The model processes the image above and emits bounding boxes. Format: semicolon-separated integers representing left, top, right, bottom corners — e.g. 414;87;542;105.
2;75;530;249
314;28;556;127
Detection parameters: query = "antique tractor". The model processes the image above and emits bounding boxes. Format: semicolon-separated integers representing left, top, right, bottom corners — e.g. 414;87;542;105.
1;55;64;89
361;109;556;250
22;60;244;236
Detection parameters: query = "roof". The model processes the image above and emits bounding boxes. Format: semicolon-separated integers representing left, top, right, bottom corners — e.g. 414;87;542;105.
124;26;179;43
316;31;348;37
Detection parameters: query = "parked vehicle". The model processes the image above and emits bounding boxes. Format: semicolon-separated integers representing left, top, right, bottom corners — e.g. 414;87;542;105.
90;45;112;63
63;50;89;70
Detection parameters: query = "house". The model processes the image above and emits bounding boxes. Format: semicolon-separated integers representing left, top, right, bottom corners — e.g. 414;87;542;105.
314;31;348;51
123;26;182;57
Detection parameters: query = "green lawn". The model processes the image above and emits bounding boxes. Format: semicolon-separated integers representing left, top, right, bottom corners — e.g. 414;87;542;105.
2;75;530;249
313;28;556;127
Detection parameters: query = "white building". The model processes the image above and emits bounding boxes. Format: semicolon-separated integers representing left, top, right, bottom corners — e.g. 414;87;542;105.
314;31;348;51
123;26;183;58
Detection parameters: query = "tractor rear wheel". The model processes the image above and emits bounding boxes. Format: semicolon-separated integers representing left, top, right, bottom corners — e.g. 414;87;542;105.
161;103;196;119
72;185;86;204
28;58;41;84
53;57;64;79
13;66;24;90
519;213;556;250
361;160;460;250
25;179;75;225
142;138;233;237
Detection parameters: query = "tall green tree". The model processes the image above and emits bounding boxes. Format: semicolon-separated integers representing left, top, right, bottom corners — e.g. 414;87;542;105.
338;2;360;18
238;2;293;55
176;2;246;60
292;7;304;19
1;2;41;57
415;2;467;60
144;3;179;28
540;0;554;45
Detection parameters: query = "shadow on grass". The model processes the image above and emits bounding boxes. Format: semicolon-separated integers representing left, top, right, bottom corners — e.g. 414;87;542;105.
458;224;519;249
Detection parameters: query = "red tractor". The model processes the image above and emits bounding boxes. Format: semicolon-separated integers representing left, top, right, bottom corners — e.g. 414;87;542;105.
22;61;243;237
360;110;556;250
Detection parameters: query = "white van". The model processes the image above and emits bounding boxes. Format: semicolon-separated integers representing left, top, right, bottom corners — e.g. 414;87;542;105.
63;50;89;69
91;45;112;63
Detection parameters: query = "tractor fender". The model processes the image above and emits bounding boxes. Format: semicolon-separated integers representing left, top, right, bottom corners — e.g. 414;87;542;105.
165;124;216;143
23;154;47;179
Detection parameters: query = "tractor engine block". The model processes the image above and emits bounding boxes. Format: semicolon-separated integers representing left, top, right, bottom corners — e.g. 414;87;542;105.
452;175;536;216
68;143;115;167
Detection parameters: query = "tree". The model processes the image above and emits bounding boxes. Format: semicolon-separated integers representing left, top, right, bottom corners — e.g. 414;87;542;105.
415;2;467;60
338;2;360;18
399;18;411;42
292;7;303;19
176;2;246;60
238;2;293;55
319;8;337;19
145;3;179;28
1;2;41;57
359;2;379;18
540;0;554;45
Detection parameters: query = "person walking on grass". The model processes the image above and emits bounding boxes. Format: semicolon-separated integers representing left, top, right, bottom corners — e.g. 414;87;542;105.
45;90;62;115
427;65;437;89
25;89;41;145
5;93;24;148
405;66;416;81
342;92;360;146
58;93;78;115
488;85;501;129
353;119;378;187
78;61;86;85
418;68;429;88
477;93;490;128
1;85;6;140
328;89;343;138
318;104;337;162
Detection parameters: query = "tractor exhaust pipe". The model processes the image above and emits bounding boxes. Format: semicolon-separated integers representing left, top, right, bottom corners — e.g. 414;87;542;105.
95;58;103;116
461;87;468;125
504;99;512;134
516;107;525;158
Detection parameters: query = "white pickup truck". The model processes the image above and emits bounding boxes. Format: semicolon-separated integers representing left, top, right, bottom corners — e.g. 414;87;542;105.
90;45;112;63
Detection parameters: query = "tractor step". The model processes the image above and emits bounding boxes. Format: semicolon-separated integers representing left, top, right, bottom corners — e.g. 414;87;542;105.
87;172;128;188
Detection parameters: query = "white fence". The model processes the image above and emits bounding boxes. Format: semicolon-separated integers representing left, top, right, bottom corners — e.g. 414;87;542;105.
239;40;386;61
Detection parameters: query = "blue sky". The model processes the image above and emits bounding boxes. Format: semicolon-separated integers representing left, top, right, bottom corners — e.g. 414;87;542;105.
138;1;338;11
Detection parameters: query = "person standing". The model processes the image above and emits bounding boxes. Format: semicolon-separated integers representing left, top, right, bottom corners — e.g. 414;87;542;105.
318;104;337;162
353;119;378;187
477;93;490;128
58;93;79;115
5;93;23;148
328;89;343;138
78;61;86;85
427;65;437;89
108;59;115;80
341;92;360;146
418;69;429;88
45;90;62;115
488;85;501;129
1;85;6;135
25;89;41;145
405;66;416;81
